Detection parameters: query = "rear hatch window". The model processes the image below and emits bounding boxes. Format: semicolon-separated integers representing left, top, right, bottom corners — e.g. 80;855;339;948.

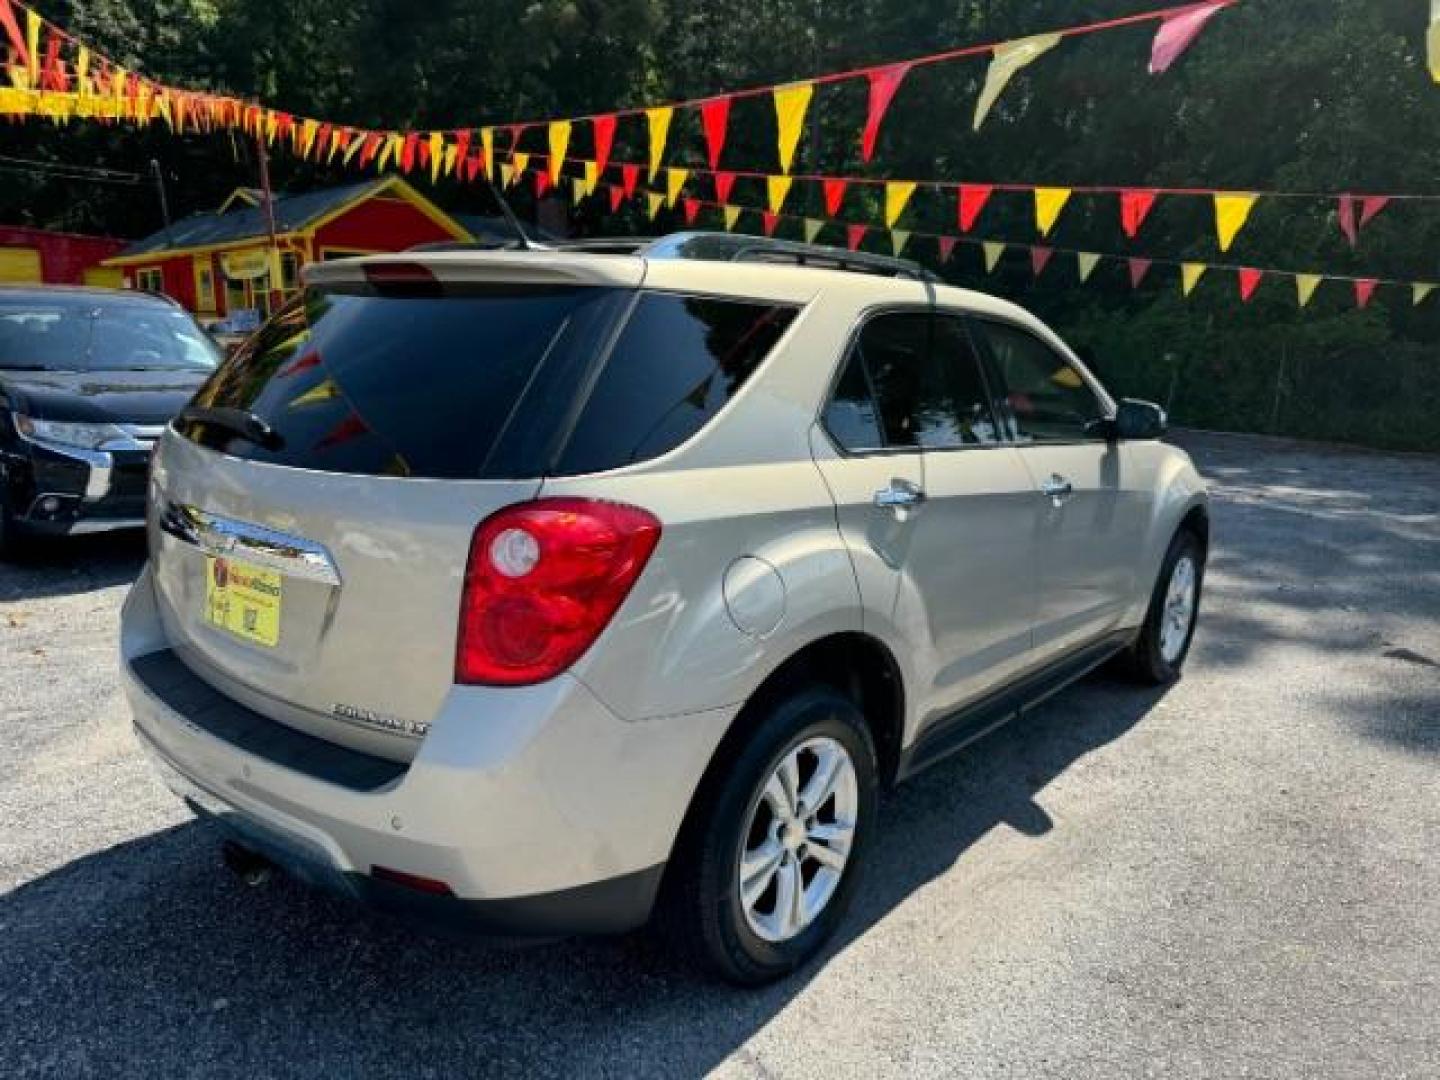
177;285;798;480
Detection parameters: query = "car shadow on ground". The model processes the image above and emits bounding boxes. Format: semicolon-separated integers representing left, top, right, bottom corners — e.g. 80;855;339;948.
0;673;1168;1077
0;529;146;602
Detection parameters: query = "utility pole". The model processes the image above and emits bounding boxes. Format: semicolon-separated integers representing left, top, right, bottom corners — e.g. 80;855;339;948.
255;134;283;312
149;159;172;245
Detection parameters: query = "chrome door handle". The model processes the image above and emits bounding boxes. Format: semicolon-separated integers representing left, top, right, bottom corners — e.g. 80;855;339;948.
873;480;926;510
1040;475;1074;504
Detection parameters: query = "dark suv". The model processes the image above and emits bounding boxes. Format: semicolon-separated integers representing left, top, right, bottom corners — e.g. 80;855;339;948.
0;286;219;556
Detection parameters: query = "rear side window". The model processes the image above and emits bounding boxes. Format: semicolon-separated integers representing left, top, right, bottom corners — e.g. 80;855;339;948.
555;293;798;474
177;287;626;479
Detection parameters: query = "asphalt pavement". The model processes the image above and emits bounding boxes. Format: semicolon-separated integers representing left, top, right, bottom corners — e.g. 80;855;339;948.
1;430;1436;1079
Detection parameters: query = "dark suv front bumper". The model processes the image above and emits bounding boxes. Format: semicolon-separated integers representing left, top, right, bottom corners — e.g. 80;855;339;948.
3;430;156;536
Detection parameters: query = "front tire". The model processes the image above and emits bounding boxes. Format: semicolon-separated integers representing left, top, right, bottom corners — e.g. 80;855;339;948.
662;686;878;985
1121;529;1205;684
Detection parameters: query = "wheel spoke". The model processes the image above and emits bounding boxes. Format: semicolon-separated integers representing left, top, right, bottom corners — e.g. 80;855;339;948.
741;841;783;909
808;820;854;850
776;751;802;819
763;773;795;821
775;857;805;938
798;743;844;816
807;837;847;872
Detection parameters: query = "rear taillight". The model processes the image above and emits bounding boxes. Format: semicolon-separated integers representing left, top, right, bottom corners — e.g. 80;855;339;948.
456;499;662;686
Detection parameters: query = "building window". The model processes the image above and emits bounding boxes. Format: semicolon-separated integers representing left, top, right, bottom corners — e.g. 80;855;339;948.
194;260;216;313
280;252;301;292
136;267;164;294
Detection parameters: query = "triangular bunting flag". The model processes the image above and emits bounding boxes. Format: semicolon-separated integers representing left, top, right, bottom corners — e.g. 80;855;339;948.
983;241;1006;273
666;167;688;207
591;114;616;177
1354;279;1379;309
767;174;793;214
533;169;551;198
861;63;910;162
700;97;730;170
1121;190;1159;239
1414;283;1436;306
583;160;599;196
891;230;911;257
1430;0;1440;82
1181;263;1207;296
646;191;665;220
723;205;742;232
570;177;586;207
608;184;625;213
1338;194;1390;247
1296;274;1322;307
959;185;994;232
645;106;673;180
500;163;514;189
1031;246;1053;277
762;211;781;237
481;128;494;178
885;181;916;229
1077;252;1101;283
846;224;868;252
1149;0;1230;75
428;131;445;182
936;236;958;263
714;171;737;204
682;197;701;226
1128;258;1153;289
1238;267;1263;302
0;0;30;71
803;218;824;244
547;121;571;184
1215;193;1258;252
974;34;1062;130
773;81;814;173
621;163;640;198
512;151;530;179
823;178;847;218
1034;187;1071;237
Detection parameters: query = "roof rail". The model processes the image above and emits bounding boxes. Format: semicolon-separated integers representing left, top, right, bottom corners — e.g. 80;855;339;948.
640;231;936;281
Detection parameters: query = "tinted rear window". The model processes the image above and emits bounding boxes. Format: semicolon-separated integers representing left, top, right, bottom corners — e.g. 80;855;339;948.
177;288;626;479
556;293;797;474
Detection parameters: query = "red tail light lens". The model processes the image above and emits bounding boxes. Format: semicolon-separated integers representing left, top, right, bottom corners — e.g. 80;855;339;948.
456;499;662;686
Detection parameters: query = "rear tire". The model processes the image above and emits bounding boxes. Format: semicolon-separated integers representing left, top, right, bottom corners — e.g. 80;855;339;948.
1120;529;1205;685
660;686;878;986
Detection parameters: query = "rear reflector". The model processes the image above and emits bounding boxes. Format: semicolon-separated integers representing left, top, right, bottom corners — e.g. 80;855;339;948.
456;498;662;686
371;865;455;896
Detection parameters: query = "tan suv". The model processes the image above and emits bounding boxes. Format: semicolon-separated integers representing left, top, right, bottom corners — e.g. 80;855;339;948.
120;232;1208;984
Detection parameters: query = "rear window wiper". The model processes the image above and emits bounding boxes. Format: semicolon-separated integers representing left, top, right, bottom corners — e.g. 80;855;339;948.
178;405;285;451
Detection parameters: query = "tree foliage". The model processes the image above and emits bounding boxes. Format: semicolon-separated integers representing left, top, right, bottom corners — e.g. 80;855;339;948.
10;0;1440;448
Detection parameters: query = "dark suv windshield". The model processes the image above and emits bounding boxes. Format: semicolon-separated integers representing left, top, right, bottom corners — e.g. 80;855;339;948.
0;295;220;373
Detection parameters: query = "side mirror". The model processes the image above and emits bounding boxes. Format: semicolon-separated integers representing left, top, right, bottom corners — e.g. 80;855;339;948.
1112;398;1167;441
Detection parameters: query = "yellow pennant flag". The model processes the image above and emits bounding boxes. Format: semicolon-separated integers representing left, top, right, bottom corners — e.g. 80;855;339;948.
1034;187;1071;237
1181;263;1207;296
548;121;571;184
983;241;1006;273
428;131;444;182
499;163;515;189
666;167;688;207
885;181;916;228
767;174;793;214
646;191;665;219
25;9;40;85
1214;193;1258;252
773;82;814;173
571;177;586;207
379;132;403;170
443;142;459;177
646;106;673;180
1414;282;1436;306
803;218;824;244
342;133;364;166
723;205;742;232
583;160;599;196
891;230;910;257
974;33;1061;130
512;151;530;180
1076;252;1101;283
299;119;319;158
1296;274;1322;308
75;47;91;93
1429;0;1440;81
481;128;495;178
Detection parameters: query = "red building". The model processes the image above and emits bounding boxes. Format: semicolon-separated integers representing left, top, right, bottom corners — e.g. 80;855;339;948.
0;225;127;287
103;175;472;320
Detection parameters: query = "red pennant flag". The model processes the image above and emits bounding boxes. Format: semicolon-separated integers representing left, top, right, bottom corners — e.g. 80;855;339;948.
861;63;910;163
1031;246;1054;277
466;153;483;182
1338;194;1391;247
846;224;868;251
959;185;994;232
1354;279;1379;309
453;129;472;170
682;197;701;226
1128;257;1153;288
42;33;65;92
761;211;780;237
0;0;29;69
1120;189;1159;239
534;169;551;198
507;124;528;150
936;236;958;263
823;179;848;218
607;184;624;213
314;123;332;161
1238;267;1263;302
360;132;382;168
1149;0;1230;74
621;163;640;199
591;114;616;177
417;138;432;169
400;132;419;173
714;171;737;204
700;97;731;170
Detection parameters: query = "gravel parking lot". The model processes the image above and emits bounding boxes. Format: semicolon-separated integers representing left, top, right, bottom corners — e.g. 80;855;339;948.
1;430;1436;1079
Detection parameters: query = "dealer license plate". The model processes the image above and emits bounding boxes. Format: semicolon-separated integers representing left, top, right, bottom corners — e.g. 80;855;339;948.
204;556;282;647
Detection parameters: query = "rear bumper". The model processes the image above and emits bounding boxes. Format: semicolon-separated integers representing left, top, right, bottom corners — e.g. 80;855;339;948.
119;564;733;936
